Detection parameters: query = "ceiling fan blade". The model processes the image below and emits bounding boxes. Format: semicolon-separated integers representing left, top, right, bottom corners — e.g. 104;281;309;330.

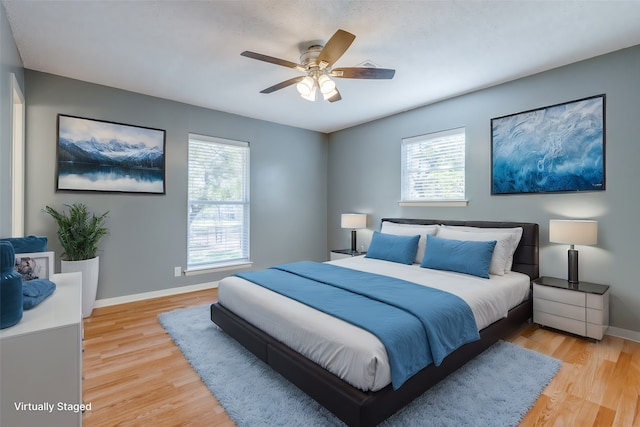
327;89;342;103
317;29;356;69
260;76;304;94
331;67;396;79
241;51;301;69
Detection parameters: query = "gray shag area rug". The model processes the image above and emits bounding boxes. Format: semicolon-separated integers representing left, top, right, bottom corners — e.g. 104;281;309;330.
159;304;561;426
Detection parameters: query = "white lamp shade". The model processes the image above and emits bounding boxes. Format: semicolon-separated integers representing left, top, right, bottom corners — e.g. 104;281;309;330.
300;86;317;101
317;74;336;94
296;76;315;96
341;214;367;229
549;219;598;245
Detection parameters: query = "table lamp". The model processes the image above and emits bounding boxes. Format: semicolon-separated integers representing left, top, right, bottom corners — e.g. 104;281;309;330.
549;219;598;284
341;214;367;254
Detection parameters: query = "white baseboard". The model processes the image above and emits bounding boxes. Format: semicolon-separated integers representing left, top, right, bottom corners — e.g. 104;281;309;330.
94;281;219;308
606;326;640;343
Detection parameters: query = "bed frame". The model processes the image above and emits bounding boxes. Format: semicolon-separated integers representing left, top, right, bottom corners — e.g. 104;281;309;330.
210;219;539;426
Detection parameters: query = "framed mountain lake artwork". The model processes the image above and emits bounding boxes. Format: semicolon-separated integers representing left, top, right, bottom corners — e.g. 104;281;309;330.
56;114;166;194
491;94;605;195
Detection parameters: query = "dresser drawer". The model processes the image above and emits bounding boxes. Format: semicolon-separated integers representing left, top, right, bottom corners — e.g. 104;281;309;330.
534;310;587;336
533;283;586;306
534;297;585;321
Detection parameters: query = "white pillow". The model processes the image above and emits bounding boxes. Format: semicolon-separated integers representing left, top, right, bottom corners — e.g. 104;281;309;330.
380;222;439;264
436;227;514;276
441;225;523;272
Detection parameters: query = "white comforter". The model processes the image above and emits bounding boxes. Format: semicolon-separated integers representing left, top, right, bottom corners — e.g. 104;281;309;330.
217;256;530;391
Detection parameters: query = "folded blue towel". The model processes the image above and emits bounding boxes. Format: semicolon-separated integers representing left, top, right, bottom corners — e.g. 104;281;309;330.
22;279;56;310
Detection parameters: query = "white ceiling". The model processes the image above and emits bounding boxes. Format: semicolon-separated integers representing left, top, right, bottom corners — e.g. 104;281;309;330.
4;0;640;133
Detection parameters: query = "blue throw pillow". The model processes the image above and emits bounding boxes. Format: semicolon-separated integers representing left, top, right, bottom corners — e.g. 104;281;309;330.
365;231;420;265
421;235;497;278
0;236;48;253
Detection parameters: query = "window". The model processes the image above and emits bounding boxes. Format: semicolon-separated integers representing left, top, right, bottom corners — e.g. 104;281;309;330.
187;134;250;271
401;127;466;205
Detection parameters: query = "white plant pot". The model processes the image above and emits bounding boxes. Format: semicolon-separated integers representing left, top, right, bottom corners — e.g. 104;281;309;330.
61;256;100;318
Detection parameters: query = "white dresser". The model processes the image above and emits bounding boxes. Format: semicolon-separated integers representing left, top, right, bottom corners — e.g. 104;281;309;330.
533;276;609;340
0;272;83;427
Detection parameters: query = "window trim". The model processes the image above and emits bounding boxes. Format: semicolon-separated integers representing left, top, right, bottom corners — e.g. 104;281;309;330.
398;200;468;207
184;261;252;276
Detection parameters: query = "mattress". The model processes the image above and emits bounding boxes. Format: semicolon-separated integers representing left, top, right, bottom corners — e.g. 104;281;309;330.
217;256;530;392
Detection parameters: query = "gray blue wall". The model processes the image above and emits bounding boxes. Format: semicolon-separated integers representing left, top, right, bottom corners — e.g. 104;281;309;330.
328;45;640;336
0;2;24;237
23;71;328;300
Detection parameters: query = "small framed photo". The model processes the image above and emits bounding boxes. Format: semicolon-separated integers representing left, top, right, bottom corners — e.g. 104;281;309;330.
14;251;55;281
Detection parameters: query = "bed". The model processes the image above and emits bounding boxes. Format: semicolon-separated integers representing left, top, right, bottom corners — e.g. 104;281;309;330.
211;218;539;426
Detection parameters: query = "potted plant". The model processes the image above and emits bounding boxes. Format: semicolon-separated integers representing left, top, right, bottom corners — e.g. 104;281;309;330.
44;203;109;318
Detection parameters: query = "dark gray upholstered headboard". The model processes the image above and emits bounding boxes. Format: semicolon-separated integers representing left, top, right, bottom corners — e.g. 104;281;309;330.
381;218;539;280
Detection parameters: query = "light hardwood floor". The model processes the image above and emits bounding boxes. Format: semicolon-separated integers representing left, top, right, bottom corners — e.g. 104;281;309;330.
82;289;640;427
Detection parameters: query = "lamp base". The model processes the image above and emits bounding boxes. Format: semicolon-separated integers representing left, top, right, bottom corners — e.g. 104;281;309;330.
568;248;579;284
350;229;357;253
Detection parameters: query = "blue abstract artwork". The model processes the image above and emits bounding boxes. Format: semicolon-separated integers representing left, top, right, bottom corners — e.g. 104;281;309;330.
57;115;166;194
491;95;605;194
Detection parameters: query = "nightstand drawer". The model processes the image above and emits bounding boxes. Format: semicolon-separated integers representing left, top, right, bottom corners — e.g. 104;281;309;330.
533;283;586;306
534;310;587;336
330;252;351;261
586;308;605;325
586;323;606;340
330;249;366;261
534;297;585;321
586;293;605;310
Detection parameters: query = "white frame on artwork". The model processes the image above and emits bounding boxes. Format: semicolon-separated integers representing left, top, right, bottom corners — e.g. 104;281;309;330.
14;251;55;280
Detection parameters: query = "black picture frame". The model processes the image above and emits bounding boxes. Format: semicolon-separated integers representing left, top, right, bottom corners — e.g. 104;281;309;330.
491;94;605;195
56;114;166;194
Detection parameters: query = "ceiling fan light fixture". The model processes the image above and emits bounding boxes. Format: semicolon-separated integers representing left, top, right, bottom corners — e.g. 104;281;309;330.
317;74;336;95
296;76;315;97
300;85;317;101
323;88;339;101
242;29;395;103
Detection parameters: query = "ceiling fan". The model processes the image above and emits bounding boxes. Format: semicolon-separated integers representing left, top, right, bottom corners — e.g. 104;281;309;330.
241;29;395;102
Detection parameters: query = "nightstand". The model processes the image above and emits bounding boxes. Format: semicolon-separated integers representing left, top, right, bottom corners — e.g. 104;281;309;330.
533;276;609;340
330;249;366;261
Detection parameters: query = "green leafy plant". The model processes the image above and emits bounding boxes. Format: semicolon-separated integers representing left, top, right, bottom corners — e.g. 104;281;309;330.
44;203;109;261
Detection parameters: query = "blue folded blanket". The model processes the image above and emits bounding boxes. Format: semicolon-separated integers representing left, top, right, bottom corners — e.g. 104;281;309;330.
238;261;480;389
22;279;56;310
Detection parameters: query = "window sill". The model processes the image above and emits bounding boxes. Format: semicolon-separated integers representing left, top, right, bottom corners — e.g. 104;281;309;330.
184;261;253;276
398;200;469;207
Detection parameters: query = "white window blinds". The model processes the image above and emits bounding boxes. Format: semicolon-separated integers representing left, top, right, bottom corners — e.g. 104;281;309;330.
401;128;465;202
187;134;249;269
